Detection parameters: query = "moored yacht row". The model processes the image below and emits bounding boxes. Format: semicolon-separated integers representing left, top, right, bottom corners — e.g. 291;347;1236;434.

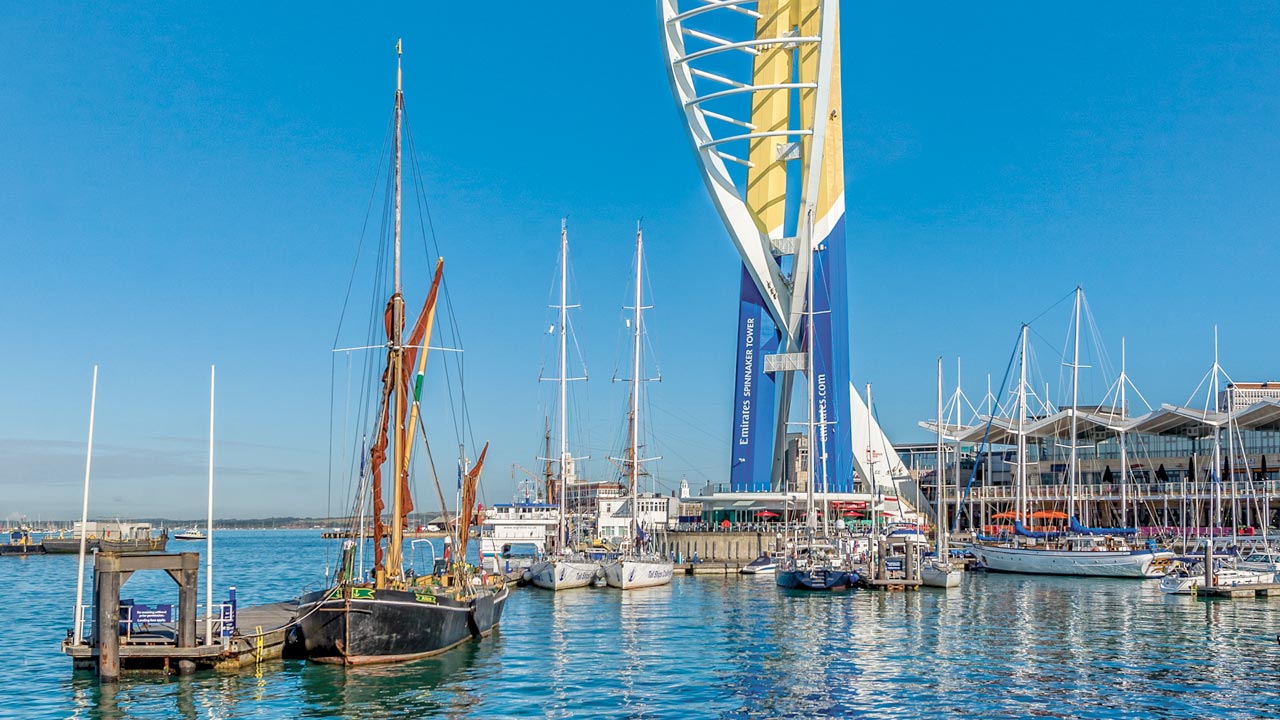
482;221;673;593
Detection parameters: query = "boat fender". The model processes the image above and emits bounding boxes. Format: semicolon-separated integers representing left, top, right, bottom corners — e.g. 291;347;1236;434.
465;602;482;639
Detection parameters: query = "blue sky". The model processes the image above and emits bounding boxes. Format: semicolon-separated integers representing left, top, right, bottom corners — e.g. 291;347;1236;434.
1;3;1276;519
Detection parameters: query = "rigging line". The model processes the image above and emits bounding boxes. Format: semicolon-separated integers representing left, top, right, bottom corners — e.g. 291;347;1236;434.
953;326;1022;534
1080;293;1115;382
409;113;479;457
650;403;726;446
1027;324;1063;372
1025;286;1077;326
338;137;397;527
401;111;469;452
342;352;365;526
416;409;457;551
537;235;563;382
333;111;395;348
403;108;443;261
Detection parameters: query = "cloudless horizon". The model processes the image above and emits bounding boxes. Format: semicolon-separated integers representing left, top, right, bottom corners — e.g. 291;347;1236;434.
2;3;1277;519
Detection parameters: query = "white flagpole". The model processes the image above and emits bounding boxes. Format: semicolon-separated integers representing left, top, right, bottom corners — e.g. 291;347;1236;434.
73;366;98;645
205;365;215;645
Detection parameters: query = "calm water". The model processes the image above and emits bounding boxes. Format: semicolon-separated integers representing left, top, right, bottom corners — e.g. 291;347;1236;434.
4;530;1280;719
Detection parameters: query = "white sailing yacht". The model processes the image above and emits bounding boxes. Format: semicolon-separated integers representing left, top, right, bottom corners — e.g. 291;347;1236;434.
1161;330;1274;594
969;292;1172;578
602;224;674;590
527;220;600;591
921;358;961;588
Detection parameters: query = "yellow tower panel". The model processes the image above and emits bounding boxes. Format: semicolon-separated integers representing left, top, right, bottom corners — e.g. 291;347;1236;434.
797;2;844;224
745;0;793;240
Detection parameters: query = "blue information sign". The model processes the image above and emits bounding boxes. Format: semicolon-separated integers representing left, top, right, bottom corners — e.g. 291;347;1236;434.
131;604;174;624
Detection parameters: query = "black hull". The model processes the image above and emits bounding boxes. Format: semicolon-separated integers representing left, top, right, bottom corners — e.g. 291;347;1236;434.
40;538;92;554
293;584;508;665
776;569;857;591
0;544;46;556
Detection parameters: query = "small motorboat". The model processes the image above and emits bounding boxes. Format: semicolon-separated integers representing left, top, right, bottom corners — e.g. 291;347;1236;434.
1160;562;1274;595
740;554;777;575
174;528;206;541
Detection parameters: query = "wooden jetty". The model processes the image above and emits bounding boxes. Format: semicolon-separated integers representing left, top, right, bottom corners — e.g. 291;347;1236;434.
860;539;923;591
676;561;746;575
1195;582;1280;599
61;551;294;682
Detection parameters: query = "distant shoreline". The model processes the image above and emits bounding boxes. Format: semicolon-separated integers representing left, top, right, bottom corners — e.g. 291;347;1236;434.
2;514;457;531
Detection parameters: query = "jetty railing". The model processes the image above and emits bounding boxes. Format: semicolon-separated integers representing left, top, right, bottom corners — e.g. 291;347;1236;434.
75;603;91;643
969;480;1280;502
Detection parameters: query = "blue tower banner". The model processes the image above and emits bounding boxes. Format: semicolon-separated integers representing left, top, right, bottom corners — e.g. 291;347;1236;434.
730;264;780;492
810;214;853;494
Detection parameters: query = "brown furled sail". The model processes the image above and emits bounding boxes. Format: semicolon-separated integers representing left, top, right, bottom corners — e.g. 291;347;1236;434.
456;442;489;562
368;298;399;574
397;258;444;524
369;369;392;574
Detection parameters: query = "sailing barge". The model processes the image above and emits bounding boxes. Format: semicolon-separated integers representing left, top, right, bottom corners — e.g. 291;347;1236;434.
291;42;506;665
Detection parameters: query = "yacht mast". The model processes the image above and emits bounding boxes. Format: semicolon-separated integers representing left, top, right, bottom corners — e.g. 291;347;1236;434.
386;40;406;582
936;358;945;559
204;365;215;646
72;366;98;645
866;383;876;539
1119;338;1129;527
629;224;644;546
1068;286;1081;523
1016;325;1028;531
1215;327;1238;545
557;220;569;553
1212;326;1222;538
952;358;962;544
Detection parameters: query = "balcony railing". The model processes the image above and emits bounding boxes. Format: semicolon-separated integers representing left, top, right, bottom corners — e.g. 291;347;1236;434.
967;480;1280;502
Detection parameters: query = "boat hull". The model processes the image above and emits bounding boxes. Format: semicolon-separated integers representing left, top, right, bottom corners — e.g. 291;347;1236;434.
970;543;1171;578
775;568;856;591
527;559;598;590
1160;569;1276;595
603;559;673;589
40;538;93;554
920;562;962;588
739;559;776;575
293;584;508;664
41;537;169;554
100;537;169;553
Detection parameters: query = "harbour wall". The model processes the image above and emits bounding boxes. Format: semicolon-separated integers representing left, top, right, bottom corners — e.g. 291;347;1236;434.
653;531;782;563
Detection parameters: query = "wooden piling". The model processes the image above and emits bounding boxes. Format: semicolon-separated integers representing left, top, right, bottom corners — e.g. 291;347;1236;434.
95;559;121;682
1204;538;1214;589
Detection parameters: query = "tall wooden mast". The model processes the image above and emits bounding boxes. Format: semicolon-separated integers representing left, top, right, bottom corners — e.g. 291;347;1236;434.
386;39;406;583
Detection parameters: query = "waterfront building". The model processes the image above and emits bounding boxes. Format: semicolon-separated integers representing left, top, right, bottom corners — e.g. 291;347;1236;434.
597;493;681;542
1220;381;1280;412
563;481;624;515
916;388;1280;534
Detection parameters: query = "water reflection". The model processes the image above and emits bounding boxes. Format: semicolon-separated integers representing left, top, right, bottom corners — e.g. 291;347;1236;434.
15;532;1280;718
296;643;480;718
